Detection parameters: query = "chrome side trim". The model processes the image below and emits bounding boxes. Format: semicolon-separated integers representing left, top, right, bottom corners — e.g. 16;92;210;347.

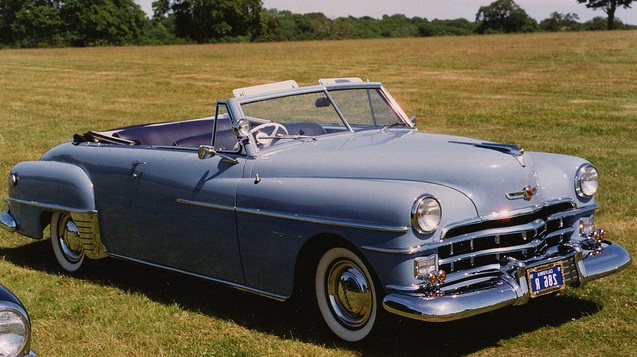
176;199;234;212
237;207;409;233
6;198;96;214
177;198;409;233
108;253;288;301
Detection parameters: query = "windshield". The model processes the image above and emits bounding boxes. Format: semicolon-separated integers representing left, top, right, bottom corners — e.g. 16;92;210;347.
241;88;404;128
238;87;407;149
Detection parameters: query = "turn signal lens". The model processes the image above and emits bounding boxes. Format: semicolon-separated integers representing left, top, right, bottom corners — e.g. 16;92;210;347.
414;255;437;279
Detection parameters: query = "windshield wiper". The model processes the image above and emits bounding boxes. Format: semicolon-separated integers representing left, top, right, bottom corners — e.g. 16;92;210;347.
262;134;318;142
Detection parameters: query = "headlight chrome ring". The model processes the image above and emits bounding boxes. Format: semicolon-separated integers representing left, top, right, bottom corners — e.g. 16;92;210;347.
411;195;441;234
575;164;598;198
0;303;31;357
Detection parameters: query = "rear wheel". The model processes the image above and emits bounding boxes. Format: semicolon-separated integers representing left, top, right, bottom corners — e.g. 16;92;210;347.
315;247;378;342
51;211;85;272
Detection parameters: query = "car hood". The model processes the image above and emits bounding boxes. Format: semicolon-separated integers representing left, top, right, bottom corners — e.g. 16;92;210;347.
254;129;544;216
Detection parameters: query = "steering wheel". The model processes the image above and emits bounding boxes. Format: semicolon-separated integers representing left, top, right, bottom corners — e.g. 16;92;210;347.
250;122;289;148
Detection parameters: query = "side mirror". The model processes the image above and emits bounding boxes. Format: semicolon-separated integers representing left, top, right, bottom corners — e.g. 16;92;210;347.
198;145;217;160
315;97;331;108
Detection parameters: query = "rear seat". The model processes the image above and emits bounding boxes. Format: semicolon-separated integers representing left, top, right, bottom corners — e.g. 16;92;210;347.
112;119;327;148
113;118;216;146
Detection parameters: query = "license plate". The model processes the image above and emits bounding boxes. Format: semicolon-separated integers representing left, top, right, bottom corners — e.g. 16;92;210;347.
527;262;565;297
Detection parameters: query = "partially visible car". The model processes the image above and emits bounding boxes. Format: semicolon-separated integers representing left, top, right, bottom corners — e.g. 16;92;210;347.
0;285;35;357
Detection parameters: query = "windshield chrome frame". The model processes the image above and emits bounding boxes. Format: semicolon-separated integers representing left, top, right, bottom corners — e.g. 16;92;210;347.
225;82;414;154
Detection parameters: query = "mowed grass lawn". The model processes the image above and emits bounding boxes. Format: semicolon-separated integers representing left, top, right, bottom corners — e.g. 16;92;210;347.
1;31;636;356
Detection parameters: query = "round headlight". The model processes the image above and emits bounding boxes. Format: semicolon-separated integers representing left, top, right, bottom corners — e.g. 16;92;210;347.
0;306;30;357
412;196;441;233
576;165;598;198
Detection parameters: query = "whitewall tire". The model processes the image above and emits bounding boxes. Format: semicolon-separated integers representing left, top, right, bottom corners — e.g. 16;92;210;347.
51;211;85;272
315;247;378;342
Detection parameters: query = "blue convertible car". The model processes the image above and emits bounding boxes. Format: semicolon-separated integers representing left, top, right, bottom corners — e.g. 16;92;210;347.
1;78;631;341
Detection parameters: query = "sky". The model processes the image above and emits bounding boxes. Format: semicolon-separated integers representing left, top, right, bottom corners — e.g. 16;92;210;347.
134;0;637;25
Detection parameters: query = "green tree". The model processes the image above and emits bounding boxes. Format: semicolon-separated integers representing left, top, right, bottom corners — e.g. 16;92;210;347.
539;12;581;32
379;14;419;38
152;0;263;43
0;0;23;45
475;0;538;34
576;0;633;29
11;0;64;47
1;0;149;47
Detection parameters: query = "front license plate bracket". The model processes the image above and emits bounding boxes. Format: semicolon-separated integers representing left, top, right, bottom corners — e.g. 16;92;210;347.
526;262;565;298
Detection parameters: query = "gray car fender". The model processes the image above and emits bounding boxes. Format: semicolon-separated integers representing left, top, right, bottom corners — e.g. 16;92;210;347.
7;160;96;239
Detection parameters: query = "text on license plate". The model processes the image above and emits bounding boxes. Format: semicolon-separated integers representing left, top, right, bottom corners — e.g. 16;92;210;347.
527;262;565;297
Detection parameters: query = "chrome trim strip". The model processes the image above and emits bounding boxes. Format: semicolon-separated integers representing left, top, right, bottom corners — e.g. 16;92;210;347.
236;207;409;233
108;253;288;301
176;199;235;212
178;199;407;233
6;198;96;214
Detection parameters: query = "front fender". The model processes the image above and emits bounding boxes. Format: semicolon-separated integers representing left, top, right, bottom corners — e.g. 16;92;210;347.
235;177;478;296
7;161;96;239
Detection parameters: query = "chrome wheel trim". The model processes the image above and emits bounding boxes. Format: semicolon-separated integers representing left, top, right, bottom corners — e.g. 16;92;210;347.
51;211;85;272
315;247;377;342
327;260;373;328
60;218;82;262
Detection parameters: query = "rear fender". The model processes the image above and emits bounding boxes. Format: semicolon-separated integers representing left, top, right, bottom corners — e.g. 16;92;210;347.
6;161;105;258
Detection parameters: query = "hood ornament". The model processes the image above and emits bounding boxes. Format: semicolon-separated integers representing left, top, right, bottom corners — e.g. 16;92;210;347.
448;141;526;167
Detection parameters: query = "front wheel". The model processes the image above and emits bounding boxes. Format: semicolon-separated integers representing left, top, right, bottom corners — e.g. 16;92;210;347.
51;211;85;272
315;247;378;342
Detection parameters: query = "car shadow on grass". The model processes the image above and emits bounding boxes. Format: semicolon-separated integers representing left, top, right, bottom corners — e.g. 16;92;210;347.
2;239;602;356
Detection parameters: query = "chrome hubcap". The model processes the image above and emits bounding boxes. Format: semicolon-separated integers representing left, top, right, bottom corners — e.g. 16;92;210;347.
326;260;372;329
58;215;82;262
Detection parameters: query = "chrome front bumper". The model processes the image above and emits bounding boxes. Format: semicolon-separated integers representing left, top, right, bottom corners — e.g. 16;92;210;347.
383;242;631;322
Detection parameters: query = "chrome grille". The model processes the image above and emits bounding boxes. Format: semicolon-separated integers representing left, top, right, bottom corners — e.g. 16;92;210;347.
438;202;586;274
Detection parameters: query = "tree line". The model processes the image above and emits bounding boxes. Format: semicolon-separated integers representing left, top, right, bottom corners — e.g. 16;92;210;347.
0;0;634;48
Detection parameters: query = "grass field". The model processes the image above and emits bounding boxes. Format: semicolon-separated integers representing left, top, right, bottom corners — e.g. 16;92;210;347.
1;31;636;356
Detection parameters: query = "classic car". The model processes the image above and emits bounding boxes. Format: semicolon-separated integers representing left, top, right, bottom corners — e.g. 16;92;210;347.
0;285;36;357
0;78;631;342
